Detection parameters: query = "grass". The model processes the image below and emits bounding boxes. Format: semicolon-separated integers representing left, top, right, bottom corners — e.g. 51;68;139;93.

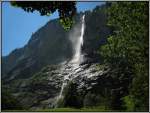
2;106;112;112
41;107;110;112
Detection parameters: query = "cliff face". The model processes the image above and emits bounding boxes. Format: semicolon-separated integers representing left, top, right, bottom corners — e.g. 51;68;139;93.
83;6;110;62
2;5;116;110
2;19;73;80
2;5;110;82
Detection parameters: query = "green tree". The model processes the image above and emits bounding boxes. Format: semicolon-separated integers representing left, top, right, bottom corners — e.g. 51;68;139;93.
83;92;101;108
1;87;23;110
10;1;77;30
100;2;149;111
62;81;82;108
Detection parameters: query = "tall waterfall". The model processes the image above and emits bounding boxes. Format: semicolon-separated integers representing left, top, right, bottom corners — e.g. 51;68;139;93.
71;14;85;65
56;15;85;106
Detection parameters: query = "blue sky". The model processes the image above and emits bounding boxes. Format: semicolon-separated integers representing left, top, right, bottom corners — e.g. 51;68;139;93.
2;1;105;56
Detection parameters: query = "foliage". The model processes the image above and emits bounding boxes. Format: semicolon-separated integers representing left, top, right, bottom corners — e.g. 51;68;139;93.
83;92;101;107
56;97;65;108
131;63;149;111
100;1;149;111
122;95;135;111
10;1;76;30
1;87;23;110
62;81;82;108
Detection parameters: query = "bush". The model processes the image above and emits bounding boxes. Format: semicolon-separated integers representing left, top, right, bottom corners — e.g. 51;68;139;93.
63;81;82;108
122;95;135;111
83;92;101;107
1;88;23;110
56;97;65;108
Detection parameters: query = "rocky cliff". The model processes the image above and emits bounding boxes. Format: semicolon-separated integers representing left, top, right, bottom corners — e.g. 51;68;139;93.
2;5;110;81
2;19;73;81
2;5;121;110
4;62;132;110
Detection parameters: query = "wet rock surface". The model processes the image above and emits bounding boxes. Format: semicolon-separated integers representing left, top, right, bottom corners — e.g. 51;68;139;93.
3;57;132;110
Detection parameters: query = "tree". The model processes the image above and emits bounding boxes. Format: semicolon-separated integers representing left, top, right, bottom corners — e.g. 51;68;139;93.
2;87;23;110
100;2;149;111
10;1;77;30
62;81;82;108
83;92;101;108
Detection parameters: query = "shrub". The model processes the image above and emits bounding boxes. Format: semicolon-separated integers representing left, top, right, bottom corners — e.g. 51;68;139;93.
83;92;101;107
63;81;82;108
1;88;23;110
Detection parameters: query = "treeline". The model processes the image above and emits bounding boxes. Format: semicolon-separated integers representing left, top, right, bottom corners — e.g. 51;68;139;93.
100;1;149;111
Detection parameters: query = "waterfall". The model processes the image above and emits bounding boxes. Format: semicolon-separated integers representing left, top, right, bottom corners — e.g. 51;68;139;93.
55;15;86;107
71;14;85;65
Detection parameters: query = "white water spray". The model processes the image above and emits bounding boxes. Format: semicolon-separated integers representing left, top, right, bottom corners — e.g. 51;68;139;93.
56;15;86;105
71;15;85;64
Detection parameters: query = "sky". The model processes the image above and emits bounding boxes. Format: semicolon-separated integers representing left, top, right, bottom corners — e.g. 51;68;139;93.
2;1;105;56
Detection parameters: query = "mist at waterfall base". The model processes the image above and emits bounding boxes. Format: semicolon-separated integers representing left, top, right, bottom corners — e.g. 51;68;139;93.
56;15;85;106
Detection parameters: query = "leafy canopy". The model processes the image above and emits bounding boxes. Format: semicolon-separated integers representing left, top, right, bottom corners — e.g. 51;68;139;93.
100;2;149;111
11;1;77;30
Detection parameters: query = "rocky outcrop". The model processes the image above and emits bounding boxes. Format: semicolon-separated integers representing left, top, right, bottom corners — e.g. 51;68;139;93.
6;61;132;110
2;5;111;82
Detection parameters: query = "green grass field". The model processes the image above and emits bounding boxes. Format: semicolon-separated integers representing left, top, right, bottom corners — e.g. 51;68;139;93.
2;106;114;112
